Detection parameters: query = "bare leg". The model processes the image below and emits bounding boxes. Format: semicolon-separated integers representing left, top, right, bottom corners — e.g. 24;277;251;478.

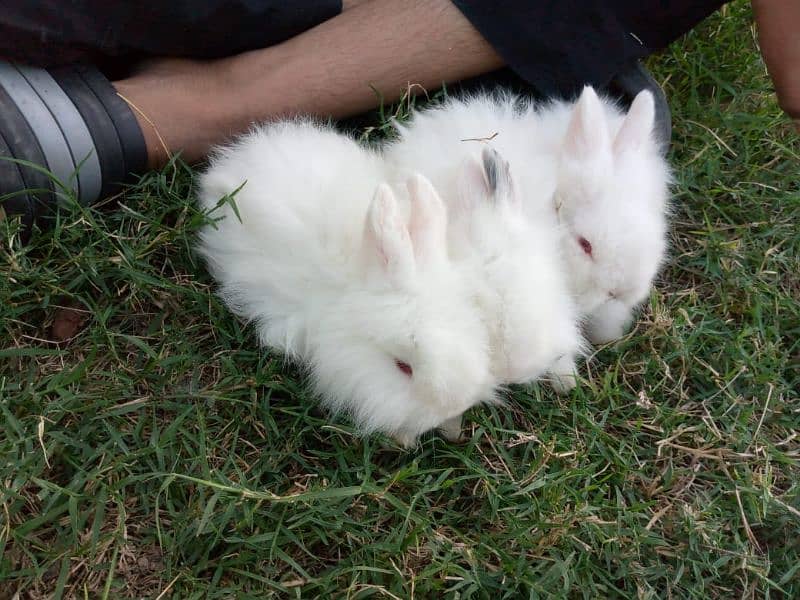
113;0;503;168
751;0;800;131
342;0;372;8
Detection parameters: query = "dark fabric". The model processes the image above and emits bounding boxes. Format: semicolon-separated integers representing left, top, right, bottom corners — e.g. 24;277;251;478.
451;0;727;98
0;0;724;94
0;1;342;68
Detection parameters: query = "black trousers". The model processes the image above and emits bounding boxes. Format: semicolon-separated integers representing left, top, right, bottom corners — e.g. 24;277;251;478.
1;1;725;97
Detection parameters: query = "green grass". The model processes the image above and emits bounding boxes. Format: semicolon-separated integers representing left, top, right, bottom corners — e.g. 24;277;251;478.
1;2;798;597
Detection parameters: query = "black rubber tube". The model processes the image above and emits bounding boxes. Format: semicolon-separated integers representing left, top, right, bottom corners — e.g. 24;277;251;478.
50;66;127;199
77;64;148;178
0;84;56;229
0;127;34;237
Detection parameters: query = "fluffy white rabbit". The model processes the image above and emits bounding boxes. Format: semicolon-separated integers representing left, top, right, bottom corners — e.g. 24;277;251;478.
196;120;496;447
385;85;671;351
549;87;671;343
435;145;585;392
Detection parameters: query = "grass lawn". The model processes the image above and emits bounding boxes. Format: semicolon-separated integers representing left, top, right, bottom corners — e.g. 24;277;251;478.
1;1;798;597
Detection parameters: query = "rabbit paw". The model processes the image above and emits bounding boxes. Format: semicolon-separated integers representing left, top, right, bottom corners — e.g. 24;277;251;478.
586;302;633;345
549;355;579;394
549;371;578;394
390;429;419;450
439;416;466;443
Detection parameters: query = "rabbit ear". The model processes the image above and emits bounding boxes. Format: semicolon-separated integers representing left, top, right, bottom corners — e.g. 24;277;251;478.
563;86;611;162
480;146;516;206
406;174;448;266
613;89;655;156
457;147;515;211
365;184;416;285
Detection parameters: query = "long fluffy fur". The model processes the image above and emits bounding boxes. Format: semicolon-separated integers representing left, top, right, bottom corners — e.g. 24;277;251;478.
197;119;495;444
384;86;672;352
384;93;587;389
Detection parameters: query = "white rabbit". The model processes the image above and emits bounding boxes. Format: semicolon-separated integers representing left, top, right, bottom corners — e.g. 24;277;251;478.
386;85;671;352
431;145;585;392
196;120;496;447
548;86;671;343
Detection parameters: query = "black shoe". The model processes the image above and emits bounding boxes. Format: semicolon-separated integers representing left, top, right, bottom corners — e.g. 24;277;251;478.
0;61;147;242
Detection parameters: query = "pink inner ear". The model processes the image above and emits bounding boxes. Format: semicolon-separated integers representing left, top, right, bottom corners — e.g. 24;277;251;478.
564;87;609;160
407;174;447;265
395;359;413;377
366;183;416;284
377;246;389;268
613;90;655;155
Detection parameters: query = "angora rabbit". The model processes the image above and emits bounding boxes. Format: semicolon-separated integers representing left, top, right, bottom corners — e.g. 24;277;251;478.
385;85;671;350
432;145;585;392
196;120;496;447
550;87;671;343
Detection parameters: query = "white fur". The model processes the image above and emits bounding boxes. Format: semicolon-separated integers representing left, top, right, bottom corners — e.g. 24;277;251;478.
554;87;672;343
386;113;585;391
196;120;496;445
385;86;671;355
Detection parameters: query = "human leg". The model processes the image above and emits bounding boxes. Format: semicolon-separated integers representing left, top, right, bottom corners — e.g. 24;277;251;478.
113;0;503;168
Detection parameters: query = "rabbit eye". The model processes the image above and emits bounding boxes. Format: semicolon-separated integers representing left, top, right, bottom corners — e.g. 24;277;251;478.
577;236;593;256
395;359;413;377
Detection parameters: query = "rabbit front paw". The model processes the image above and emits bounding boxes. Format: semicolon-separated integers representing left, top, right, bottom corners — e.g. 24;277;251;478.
390;429;419;450
439;415;466;443
586;301;633;344
548;355;579;394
